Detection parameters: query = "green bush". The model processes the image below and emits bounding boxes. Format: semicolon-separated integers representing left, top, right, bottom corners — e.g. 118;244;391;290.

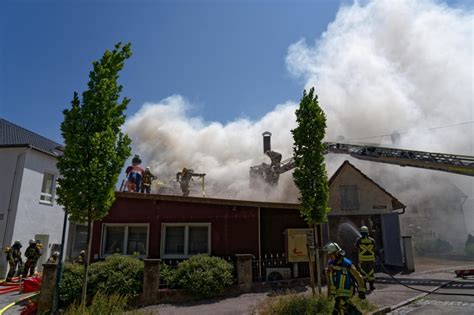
255;294;333;315
88;254;144;297
415;239;453;255
174;254;234;298
59;255;144;305
60;263;84;305
64;292;129;315
465;243;474;257
160;262;176;287
255;294;376;315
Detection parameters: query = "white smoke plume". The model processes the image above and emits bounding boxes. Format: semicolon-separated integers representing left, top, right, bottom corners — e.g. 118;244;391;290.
125;0;473;237
125;95;299;201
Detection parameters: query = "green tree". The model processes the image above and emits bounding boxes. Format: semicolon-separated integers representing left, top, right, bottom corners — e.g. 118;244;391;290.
57;42;132;305
291;87;330;293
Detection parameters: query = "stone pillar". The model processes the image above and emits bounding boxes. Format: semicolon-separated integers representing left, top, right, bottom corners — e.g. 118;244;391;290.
235;254;253;292
141;259;161;305
37;263;58;314
402;236;415;273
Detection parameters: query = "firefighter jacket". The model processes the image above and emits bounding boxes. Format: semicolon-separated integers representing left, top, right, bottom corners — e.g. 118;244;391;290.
24;245;41;261
142;171;156;187
326;257;366;298
355;236;376;262
5;246;22;263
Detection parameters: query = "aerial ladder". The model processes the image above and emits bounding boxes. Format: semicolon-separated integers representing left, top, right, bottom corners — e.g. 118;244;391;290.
250;132;474;188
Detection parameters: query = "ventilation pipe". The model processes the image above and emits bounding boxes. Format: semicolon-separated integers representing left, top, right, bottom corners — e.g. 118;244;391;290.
262;131;272;153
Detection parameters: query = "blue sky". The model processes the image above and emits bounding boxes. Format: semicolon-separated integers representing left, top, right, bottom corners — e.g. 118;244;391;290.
0;0;347;144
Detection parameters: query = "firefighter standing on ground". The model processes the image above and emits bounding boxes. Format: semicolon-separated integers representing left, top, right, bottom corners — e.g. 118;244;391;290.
354;225;377;291
5;240;22;282
324;242;366;315
74;250;86;264
23;239;41;277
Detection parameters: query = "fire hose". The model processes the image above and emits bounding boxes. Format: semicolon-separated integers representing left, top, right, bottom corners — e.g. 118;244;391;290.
377;257;474;297
0;292;39;315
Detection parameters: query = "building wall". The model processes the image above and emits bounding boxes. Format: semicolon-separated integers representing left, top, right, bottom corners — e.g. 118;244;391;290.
91;198;261;260
329;165;394;215
0;147;27;275
260;208;308;254
12;149;68;269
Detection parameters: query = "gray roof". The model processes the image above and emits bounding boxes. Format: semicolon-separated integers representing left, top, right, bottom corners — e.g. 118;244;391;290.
0;118;63;157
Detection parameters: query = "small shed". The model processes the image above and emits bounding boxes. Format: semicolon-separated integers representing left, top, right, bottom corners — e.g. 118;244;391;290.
327;160;406;266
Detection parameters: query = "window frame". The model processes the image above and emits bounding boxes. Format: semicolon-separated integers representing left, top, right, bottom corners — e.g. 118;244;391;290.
340;185;360;211
100;223;150;258
160;223;211;259
39;172;56;205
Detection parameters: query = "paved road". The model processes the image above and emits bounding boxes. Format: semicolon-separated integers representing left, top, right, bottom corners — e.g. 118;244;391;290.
388;277;474;314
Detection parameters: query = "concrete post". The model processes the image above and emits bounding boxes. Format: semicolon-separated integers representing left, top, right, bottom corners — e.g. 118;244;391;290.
141;259;161;305
37;263;58;314
402;236;415;273
235;254;253;292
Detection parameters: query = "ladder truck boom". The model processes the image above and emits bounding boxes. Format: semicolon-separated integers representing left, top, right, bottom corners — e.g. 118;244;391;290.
250;140;474;188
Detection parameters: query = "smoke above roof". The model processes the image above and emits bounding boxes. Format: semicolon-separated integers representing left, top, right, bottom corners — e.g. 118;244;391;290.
125;0;473;236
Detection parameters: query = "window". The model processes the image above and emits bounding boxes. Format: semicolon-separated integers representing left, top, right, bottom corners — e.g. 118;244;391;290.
40;172;55;204
340;185;359;210
101;224;148;257
161;223;211;258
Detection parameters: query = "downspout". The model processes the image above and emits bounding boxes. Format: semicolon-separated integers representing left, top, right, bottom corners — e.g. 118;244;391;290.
258;207;262;280
394;206;406;215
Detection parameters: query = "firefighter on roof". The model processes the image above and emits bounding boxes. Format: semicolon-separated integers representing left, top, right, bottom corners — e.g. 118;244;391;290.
323;242;366;315
176;167;206;197
354;225;377;291
141;167;156;194
5;240;22;282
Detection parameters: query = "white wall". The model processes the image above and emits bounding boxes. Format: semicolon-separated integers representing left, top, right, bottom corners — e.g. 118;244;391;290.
0;147;27;275
8;149;68;274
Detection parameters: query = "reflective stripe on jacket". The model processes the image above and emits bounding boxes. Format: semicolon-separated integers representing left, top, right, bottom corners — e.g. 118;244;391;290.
356;236;376;262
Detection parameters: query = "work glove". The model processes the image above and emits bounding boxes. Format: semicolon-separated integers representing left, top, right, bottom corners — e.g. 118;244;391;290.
358;291;366;300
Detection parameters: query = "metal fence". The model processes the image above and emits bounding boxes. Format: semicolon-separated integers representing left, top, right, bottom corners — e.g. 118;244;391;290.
252;253;310;282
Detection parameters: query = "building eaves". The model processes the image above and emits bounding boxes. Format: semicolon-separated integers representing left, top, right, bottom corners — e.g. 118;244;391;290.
115;191;300;209
0;118;63;157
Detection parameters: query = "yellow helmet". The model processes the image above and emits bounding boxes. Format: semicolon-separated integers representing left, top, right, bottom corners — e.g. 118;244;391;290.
360;226;369;233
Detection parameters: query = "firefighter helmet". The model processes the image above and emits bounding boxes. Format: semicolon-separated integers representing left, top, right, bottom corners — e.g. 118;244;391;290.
360;226;369;233
52;251;60;257
29;239;36;245
13;240;22;247
323;242;344;255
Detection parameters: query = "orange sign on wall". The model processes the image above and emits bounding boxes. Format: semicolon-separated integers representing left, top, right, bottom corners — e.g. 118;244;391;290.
287;228;315;262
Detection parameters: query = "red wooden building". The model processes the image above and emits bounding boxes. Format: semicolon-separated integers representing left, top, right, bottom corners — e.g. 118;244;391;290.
89;193;311;263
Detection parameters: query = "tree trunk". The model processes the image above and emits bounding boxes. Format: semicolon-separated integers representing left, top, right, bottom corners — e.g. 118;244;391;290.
81;216;94;306
314;224;322;294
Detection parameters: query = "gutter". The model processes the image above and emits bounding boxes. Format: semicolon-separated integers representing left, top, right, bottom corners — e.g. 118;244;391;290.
393;206;406;215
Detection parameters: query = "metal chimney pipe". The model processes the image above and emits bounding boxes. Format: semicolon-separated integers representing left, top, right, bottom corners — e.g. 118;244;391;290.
262;131;272;153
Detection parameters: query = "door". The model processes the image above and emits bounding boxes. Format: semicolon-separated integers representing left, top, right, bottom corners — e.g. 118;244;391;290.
34;234;49;272
381;213;403;267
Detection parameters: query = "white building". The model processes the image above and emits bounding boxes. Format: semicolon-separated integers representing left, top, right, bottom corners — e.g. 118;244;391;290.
0;118;68;276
